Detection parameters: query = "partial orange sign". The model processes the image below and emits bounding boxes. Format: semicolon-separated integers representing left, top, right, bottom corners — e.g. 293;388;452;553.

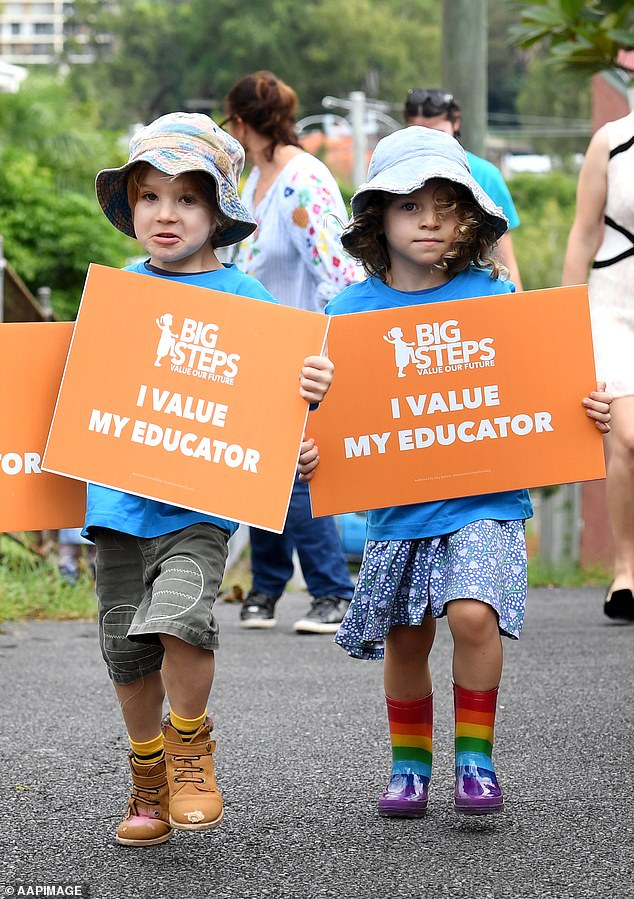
0;323;86;531
309;286;605;517
43;265;329;533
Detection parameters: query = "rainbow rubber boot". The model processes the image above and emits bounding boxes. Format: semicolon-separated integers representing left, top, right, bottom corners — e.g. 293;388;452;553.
378;693;432;817
454;683;504;815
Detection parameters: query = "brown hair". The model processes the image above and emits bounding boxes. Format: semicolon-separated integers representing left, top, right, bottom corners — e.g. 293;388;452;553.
225;71;301;161
341;179;504;281
126;162;229;247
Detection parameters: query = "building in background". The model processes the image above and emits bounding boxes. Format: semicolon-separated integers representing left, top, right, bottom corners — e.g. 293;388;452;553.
0;1;103;65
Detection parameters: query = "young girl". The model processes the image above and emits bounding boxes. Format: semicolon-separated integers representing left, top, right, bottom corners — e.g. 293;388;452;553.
299;126;612;817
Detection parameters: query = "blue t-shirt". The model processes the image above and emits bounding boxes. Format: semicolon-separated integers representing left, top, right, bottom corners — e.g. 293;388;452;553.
83;261;277;540
325;267;533;541
466;152;520;230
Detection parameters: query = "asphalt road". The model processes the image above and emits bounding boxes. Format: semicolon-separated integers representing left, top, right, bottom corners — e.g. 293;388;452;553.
1;587;633;899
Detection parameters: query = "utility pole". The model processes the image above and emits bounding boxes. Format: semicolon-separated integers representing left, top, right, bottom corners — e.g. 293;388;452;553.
349;91;367;188
442;0;487;156
322;91;400;188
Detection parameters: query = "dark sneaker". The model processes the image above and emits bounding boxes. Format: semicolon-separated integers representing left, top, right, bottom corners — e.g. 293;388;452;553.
239;591;277;629
293;597;350;634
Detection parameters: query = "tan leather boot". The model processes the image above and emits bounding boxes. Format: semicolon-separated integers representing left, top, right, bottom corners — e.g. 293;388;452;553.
116;754;173;847
162;717;224;830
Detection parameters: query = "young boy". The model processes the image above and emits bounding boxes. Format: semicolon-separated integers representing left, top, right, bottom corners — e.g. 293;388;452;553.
89;113;334;846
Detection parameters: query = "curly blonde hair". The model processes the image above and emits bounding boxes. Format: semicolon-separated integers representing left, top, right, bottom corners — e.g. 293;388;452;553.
341;178;505;281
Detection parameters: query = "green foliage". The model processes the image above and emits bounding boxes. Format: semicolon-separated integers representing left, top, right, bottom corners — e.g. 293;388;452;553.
0;146;134;319
68;0;202;126
67;0;442;128
0;72;126;193
487;0;530;115
515;57;592;157
509;0;634;80
527;558;610;588
0;536;97;623
0;71;135;318
508;171;578;290
339;184;354;211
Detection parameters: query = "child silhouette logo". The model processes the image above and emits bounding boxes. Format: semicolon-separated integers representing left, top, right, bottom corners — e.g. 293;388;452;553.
155;313;178;367
383;326;415;378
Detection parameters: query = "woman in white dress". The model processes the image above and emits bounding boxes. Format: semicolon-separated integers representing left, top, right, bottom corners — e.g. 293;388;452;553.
563;110;634;620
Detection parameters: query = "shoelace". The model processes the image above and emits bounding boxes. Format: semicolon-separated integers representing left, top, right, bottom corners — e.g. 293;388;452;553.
130;783;161;809
172;755;206;784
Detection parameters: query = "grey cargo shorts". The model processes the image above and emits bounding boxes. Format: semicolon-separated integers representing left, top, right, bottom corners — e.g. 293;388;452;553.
95;523;228;684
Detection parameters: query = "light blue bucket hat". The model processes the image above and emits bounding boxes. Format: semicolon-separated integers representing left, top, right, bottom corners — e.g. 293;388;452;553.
95;112;257;248
351;126;508;240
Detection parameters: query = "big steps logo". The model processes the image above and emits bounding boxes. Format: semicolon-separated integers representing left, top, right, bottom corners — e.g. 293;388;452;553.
154;313;240;384
383;318;496;378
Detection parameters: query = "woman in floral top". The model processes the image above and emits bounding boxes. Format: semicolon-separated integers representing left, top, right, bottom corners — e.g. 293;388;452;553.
224;70;360;632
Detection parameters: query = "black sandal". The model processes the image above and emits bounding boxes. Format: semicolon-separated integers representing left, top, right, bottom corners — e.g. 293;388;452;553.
603;587;634;621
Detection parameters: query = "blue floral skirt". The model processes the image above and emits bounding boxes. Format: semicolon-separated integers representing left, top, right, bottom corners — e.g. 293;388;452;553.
334;519;527;660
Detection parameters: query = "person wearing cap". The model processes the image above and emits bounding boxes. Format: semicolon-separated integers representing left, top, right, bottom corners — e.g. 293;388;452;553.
223;71;360;635
404;88;523;290
88;112;335;847
299;126;611;818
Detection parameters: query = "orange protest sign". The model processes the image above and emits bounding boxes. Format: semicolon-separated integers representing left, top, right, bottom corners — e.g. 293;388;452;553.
0;323;86;531
309;286;605;517
43;264;329;533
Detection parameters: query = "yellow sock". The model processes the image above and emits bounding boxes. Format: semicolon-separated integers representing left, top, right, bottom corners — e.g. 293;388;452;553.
169;708;207;741
129;733;164;765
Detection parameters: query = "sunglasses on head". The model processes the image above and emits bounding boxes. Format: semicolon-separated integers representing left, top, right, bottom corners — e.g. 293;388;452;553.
405;88;455;116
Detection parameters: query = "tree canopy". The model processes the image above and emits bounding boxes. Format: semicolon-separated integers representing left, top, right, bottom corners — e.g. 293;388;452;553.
0;1;598;317
0;74;134;318
509;0;634;79
66;0;442;127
